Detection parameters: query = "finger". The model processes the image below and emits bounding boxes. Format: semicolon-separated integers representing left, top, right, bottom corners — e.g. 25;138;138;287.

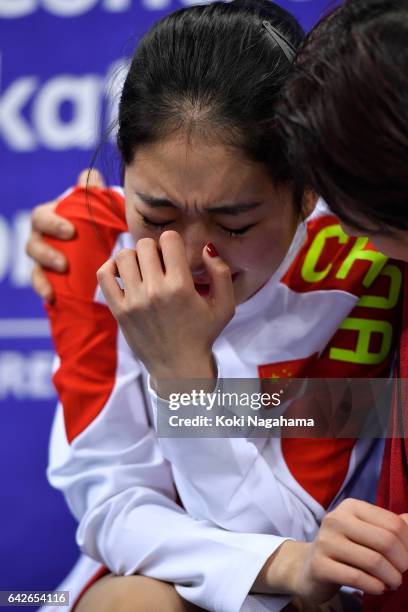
31;203;75;239
114;249;142;294
353;501;408;554
97;259;124;312
159;231;193;287
343;516;408;574
400;514;408;526
325;536;402;590
77;168;106;189
203;242;234;313
314;556;385;596
136;238;164;286
26;231;67;271
32;265;54;303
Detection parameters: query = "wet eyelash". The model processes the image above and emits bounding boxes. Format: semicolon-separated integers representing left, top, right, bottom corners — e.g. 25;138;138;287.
221;224;255;238
141;215;255;238
141;216;172;231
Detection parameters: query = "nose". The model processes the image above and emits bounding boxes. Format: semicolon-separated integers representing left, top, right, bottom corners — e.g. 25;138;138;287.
182;221;211;273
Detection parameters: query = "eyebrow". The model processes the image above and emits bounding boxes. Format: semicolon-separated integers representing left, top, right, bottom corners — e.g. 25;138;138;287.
136;192;262;216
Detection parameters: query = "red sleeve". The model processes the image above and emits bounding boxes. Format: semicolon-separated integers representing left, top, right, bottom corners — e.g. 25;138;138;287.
44;187;128;443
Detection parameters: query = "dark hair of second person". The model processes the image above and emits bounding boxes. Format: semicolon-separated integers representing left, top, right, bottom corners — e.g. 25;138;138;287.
277;0;408;234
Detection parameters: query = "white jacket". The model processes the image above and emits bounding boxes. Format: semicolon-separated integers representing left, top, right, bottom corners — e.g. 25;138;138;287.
43;187;400;611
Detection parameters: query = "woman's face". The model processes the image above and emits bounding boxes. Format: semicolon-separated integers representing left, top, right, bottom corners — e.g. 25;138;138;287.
124;133;309;305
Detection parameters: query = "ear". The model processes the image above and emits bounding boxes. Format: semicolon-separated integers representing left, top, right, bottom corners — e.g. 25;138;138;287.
302;188;319;218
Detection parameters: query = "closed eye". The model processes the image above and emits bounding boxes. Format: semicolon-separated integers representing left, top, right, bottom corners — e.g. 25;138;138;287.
141;215;256;238
219;223;256;237
141;216;173;231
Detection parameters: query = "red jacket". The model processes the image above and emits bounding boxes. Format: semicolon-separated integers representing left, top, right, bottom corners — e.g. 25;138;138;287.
364;265;408;611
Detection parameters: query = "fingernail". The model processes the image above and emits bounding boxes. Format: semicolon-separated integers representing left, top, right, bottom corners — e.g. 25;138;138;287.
206;242;219;258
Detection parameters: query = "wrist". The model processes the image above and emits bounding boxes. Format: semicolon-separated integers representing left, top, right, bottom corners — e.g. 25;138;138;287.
252;541;310;596
150;352;217;398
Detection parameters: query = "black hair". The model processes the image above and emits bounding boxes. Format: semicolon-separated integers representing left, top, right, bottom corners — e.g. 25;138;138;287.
277;0;408;232
117;0;304;187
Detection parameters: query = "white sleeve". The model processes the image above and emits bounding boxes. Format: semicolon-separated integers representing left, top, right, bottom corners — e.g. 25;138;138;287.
147;372;322;543
48;369;291;612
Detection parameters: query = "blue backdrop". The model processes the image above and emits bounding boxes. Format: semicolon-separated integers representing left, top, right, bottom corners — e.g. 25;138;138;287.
0;0;340;599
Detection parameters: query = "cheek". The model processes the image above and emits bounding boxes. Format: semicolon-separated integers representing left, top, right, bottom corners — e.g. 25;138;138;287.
371;237;408;262
230;219;297;277
224;234;284;275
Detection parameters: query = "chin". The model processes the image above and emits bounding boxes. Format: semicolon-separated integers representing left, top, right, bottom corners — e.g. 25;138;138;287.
235;280;265;305
232;282;247;306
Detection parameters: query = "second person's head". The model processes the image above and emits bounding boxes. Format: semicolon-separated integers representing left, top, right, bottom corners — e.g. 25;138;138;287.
278;0;408;262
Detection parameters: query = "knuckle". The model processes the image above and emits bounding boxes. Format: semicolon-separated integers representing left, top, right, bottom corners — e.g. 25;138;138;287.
145;286;161;304
379;532;398;555
340;497;357;512
31;205;45;227
316;530;332;552
137;237;155;250
335;498;359;518
96;263;107;281
167;278;188;299
322;511;338;530
387;516;405;538
115;248;133;264
122;296;142;316
25;238;34;257
216;263;231;279
347;567;364;588
32;200;55;221
367;551;384;572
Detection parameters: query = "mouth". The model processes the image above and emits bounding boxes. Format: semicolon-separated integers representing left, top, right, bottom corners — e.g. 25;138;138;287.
194;283;211;296
194;272;239;296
